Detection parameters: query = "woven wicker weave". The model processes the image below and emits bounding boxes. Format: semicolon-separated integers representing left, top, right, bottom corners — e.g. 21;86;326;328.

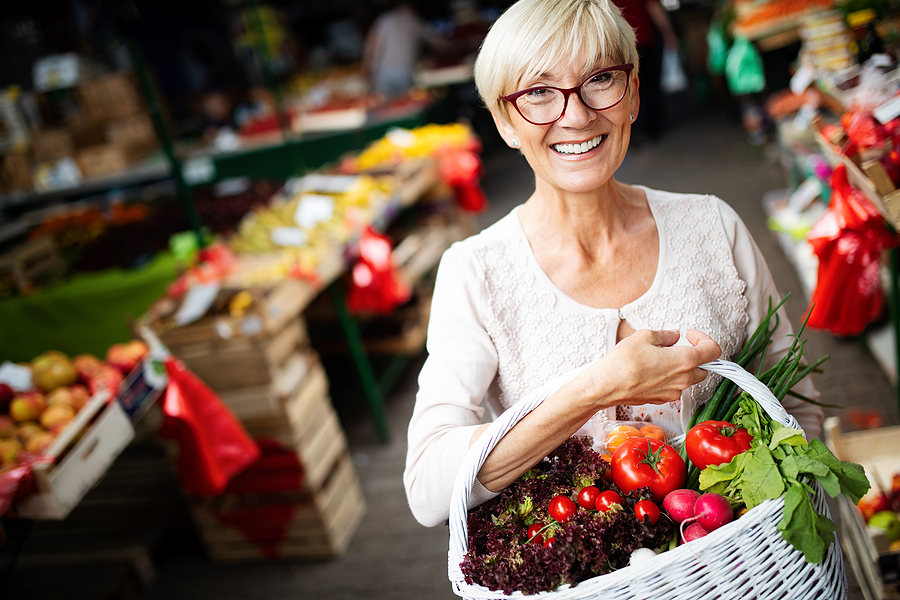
448;359;848;599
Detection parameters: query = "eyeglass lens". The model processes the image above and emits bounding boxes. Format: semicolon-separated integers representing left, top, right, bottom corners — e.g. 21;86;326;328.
515;69;629;124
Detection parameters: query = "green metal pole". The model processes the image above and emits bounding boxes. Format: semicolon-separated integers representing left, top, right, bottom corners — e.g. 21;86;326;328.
127;41;205;248
328;283;391;443
891;248;900;411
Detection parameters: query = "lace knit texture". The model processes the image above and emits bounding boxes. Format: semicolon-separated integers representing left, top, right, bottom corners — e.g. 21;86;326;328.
470;190;749;438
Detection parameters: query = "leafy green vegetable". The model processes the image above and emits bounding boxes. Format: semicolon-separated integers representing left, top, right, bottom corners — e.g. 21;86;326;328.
697;395;870;563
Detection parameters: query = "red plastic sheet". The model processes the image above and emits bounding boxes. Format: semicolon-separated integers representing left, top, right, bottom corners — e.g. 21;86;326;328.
211;438;304;558
347;226;411;315
158;358;260;497
439;148;488;212
805;164;898;336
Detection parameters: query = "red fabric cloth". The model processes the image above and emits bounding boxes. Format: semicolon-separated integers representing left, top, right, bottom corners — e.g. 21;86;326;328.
158;358;260;497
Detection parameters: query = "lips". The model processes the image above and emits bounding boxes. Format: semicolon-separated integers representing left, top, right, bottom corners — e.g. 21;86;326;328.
552;135;605;155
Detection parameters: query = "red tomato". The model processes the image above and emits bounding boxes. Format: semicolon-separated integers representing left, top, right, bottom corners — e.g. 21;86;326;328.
595;490;623;512
611;437;686;502
543;536;556;548
634;500;660;525
526;523;545;544
548;495;577;523
577;486;601;510
685;420;753;471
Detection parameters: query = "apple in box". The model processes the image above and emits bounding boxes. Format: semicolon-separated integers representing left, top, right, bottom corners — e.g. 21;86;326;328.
87;365;124;395
106;340;148;375
40;404;75;434
0;383;14;412
46;385;89;411
10;391;47;423
31;351;78;392
72;353;104;383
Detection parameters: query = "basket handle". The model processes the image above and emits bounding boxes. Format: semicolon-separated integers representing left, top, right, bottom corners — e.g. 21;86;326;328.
447;358;803;580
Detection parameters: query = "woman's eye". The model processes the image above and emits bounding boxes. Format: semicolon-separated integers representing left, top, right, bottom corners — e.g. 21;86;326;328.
525;88;550;97
590;73;613;85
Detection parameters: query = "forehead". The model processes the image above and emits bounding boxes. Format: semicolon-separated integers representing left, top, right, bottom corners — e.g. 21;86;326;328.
517;54;618;87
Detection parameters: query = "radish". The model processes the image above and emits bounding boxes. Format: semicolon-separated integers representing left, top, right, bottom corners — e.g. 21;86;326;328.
693;492;733;532
682;522;709;542
662;489;700;524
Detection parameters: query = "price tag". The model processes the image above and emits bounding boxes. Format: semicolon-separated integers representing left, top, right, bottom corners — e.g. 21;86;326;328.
874;95;900;124
182;157;216;185
0;361;33;391
173;282;221;326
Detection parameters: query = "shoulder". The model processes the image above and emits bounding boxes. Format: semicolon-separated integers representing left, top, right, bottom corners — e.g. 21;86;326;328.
642;187;741;232
441;207;522;268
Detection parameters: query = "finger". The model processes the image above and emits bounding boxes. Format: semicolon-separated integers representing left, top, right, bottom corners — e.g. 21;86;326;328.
649;329;681;348
684;329;722;363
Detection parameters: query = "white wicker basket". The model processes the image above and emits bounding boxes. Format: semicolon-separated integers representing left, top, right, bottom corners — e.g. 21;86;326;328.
448;359;848;600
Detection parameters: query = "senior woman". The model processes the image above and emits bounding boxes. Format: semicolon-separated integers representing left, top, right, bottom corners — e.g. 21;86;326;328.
404;0;823;528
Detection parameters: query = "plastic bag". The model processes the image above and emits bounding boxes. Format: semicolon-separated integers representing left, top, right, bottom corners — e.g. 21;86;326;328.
805;164;898;336
439;148;487;212
725;37;766;96
661;48;689;94
158;357;260;497
706;21;729;76
347;225;412;315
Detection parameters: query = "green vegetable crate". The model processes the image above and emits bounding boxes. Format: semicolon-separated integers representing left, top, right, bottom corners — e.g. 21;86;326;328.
826;418;900;600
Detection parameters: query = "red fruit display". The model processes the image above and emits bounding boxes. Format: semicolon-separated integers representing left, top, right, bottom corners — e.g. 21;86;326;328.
105;340;148;375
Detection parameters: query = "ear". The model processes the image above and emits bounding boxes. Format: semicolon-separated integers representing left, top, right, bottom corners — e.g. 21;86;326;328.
491;110;520;148
629;73;641;122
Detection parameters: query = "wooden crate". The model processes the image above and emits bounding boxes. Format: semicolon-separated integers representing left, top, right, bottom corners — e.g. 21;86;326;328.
0;237;65;296
190;450;365;561
241;359;347;492
145;278;317;348
166;318;308;394
825;418;900;599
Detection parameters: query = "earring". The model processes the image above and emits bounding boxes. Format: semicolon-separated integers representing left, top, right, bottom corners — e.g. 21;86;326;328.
511;139;519;148
630;114;634;121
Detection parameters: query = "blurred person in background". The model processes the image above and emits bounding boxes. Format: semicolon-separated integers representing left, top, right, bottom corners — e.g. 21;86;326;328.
613;0;679;141
362;0;441;97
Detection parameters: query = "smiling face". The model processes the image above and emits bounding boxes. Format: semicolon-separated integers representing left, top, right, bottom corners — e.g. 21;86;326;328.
493;57;640;196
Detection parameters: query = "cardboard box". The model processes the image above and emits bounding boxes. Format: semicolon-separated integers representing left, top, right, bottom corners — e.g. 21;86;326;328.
105;112;159;156
76;142;143;179
0;152;33;192
78;72;144;121
825;418;900;599
16;391;136;520
32;128;74;162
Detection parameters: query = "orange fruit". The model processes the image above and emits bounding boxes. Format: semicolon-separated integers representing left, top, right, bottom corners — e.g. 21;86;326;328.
639;424;667;443
605;425;641;454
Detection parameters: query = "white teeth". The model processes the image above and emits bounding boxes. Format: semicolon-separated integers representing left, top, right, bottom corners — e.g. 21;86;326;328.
553;135;603;155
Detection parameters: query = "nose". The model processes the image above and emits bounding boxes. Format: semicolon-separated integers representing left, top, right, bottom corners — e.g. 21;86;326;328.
558;90;596;126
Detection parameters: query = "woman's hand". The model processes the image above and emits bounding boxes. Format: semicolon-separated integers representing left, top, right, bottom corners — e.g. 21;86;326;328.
586;329;721;409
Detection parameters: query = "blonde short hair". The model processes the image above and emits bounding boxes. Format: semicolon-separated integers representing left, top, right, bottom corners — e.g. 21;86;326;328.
474;0;639;127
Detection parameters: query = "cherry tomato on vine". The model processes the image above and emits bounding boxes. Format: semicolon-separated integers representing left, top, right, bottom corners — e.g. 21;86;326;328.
577;485;601;510
526;523;545;544
685;420;753;470
611;437;686;502
595;490;623;512
548;495;577;523
634;500;660;525
543;536;556;549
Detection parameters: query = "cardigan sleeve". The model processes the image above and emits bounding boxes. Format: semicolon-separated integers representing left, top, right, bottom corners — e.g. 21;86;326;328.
716;198;824;439
403;243;501;527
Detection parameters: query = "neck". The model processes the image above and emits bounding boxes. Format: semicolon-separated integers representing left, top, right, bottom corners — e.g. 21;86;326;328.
522;178;640;246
